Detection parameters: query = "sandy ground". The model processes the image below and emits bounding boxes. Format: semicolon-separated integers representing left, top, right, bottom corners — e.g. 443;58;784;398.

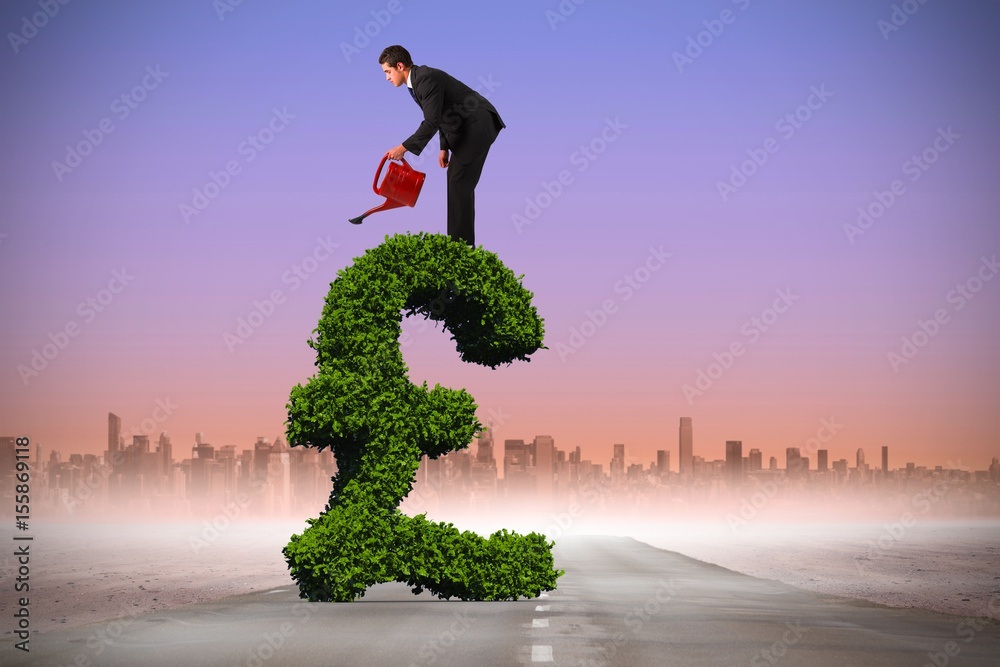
1;520;308;636
588;517;1000;621
2;517;997;638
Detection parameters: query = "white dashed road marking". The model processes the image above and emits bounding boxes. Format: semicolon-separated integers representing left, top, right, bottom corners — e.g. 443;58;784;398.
531;645;554;662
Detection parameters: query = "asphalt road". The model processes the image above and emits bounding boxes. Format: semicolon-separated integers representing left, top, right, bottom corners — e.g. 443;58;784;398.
11;535;1000;666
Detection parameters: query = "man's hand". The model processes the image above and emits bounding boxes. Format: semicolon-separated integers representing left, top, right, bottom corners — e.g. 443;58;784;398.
385;145;407;161
439;150;450;168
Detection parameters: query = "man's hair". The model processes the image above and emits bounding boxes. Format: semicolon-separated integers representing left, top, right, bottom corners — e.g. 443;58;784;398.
378;45;413;69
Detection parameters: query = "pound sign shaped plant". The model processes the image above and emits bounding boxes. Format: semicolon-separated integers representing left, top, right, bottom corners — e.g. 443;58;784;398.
283;232;562;602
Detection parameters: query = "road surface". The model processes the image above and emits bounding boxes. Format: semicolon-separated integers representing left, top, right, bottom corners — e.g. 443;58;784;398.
12;535;1000;666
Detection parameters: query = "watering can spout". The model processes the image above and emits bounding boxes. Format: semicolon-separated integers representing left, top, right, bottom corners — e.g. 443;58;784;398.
349;198;405;225
348;156;425;225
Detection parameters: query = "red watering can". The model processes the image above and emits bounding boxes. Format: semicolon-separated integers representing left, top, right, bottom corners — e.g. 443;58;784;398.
348;156;426;225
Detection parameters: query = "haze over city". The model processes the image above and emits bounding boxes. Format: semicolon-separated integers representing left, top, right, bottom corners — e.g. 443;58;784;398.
4;413;997;526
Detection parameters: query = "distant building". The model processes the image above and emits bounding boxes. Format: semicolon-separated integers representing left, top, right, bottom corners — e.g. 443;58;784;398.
253;437;271;486
725;441;743;484
28;405;1000;523
679;417;693;478
108;413;122;454
189;439;217;501
534;435;555;501
691;454;705;479
656;450;669;477
267;437;291;515
158;432;173;491
786;447;802;476
503;439;533;497
476;427;494;465
611;443;625;485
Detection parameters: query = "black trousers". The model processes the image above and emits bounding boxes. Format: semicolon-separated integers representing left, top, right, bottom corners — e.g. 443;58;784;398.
447;111;502;247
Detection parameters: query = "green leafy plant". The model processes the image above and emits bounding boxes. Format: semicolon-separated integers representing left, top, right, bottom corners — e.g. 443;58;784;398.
283;232;563;602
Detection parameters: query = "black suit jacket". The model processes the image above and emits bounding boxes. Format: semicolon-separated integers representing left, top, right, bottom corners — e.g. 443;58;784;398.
402;65;505;162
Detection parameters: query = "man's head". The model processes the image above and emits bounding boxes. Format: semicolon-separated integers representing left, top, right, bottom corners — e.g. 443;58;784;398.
379;45;412;87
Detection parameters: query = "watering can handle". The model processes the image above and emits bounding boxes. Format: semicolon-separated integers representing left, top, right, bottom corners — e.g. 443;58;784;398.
373;155;409;194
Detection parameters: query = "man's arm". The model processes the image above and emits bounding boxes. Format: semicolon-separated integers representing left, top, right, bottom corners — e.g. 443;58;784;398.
402;71;450;155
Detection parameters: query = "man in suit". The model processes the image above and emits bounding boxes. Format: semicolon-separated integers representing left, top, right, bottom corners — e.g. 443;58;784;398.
379;45;504;247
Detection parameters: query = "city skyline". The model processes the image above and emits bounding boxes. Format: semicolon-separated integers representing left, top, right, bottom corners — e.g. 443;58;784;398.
4;412;998;523
2;2;998;485
6;411;997;480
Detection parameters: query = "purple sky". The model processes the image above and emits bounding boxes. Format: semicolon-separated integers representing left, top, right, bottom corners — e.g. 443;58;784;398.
1;0;998;470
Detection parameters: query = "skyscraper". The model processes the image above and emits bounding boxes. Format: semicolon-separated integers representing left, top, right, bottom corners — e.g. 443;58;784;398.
882;446;889;474
817;449;828;472
157;432;173;494
656;450;669;476
269;437;291;515
503;439;533;497
786;447;803;476
748;448;762;472
534;435;555;500
158;432;172;472
679;417;692;478
856;448;865;470
611;443;625;484
253;437;272;485
725;440;743;484
476;426;494;465
108;412;121;454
